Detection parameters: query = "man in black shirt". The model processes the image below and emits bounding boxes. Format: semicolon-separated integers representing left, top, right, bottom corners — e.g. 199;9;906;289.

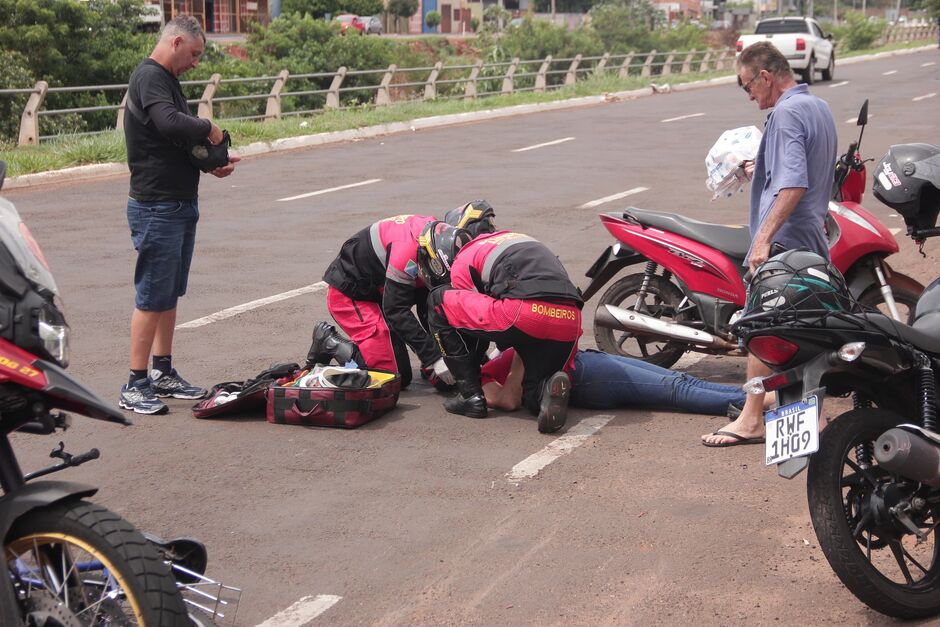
120;15;239;414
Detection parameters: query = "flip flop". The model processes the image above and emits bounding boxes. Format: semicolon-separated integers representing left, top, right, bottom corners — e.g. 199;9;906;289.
702;430;765;448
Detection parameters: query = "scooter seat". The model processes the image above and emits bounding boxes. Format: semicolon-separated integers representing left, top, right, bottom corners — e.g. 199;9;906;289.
858;312;940;355
622;207;752;260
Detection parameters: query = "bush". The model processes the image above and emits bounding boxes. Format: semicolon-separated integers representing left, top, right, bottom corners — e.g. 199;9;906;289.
0;51;35;144
426;10;441;29
470;16;480;31
830;11;885;52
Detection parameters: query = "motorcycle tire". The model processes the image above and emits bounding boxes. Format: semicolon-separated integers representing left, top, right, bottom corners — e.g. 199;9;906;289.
593;273;691;368
5;499;190;625
807;408;940;619
858;281;921;324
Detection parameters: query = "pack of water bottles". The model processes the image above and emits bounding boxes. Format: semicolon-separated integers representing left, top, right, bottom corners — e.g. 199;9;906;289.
705;126;763;200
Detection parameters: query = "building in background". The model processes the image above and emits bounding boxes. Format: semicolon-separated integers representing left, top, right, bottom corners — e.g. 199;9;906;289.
161;0;269;33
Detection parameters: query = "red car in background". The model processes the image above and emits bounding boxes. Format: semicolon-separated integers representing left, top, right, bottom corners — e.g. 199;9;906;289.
336;14;366;34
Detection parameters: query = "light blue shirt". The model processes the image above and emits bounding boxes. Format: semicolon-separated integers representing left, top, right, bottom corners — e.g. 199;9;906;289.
748;83;837;264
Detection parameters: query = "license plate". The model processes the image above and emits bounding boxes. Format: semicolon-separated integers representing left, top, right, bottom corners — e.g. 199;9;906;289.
764;396;819;466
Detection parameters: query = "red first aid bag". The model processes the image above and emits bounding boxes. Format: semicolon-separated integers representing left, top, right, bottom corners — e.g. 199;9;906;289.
266;369;400;428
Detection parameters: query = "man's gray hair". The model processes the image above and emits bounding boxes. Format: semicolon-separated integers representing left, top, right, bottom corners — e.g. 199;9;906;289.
161;15;206;43
737;41;793;79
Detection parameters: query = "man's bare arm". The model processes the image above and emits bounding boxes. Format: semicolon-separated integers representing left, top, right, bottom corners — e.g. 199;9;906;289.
749;186;806;271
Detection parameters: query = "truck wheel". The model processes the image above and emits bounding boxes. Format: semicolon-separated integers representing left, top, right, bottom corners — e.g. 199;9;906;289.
821;54;835;81
802;56;816;84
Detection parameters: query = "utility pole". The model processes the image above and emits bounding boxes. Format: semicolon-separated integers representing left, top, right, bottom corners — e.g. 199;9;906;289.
551;0;556;22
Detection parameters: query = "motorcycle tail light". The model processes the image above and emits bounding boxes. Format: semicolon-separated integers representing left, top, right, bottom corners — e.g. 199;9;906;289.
736;40;743;52
747;335;798;367
796;38;806;51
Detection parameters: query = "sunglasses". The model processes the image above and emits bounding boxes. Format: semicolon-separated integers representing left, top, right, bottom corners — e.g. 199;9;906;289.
738;72;761;95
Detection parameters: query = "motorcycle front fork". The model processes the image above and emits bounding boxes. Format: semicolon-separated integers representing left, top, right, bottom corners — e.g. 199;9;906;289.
873;262;902;322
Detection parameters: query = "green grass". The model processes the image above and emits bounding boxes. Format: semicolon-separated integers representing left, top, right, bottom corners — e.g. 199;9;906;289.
0;39;933;178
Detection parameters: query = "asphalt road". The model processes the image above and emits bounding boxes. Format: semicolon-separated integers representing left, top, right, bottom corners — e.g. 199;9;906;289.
4;49;940;625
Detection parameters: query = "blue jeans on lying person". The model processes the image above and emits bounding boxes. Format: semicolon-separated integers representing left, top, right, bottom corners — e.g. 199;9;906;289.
569;349;745;414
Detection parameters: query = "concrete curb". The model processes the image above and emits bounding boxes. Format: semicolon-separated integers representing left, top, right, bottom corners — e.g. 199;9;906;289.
5;44;935;191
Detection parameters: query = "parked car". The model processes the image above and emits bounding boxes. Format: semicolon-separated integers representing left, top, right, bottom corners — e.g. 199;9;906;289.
335;14;366;34
736;16;835;84
363;15;384;34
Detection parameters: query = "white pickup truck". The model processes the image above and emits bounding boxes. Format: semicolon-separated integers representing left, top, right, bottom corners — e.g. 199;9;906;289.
736;17;836;85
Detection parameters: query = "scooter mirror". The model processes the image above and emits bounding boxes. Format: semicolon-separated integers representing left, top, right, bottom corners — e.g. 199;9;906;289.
856;99;869;127
0;161;6;191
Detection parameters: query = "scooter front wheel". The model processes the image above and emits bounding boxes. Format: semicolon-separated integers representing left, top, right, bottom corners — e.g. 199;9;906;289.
807;408;940;619
5;499;189;625
593;273;692;368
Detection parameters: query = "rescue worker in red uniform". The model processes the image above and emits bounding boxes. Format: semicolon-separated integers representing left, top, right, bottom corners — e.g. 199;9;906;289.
417;223;583;434
319;214;452;389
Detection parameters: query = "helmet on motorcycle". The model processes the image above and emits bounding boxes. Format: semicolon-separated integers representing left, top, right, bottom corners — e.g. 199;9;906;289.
913;276;940;337
746;249;853;318
872;143;940;232
416;221;473;288
443;200;496;239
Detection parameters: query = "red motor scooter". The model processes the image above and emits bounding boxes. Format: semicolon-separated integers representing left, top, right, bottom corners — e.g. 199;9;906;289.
582;100;924;368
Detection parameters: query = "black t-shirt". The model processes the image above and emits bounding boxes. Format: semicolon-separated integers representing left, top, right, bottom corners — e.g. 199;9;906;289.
124;59;211;201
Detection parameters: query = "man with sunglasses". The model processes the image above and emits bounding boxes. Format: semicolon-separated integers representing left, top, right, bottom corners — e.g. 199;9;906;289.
702;41;836;448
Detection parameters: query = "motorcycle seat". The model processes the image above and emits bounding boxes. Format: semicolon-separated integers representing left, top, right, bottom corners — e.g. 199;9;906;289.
621;207;752;260
858;312;940;355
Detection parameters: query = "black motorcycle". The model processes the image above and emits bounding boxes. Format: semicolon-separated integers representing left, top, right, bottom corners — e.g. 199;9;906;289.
734;143;940;619
0;161;238;625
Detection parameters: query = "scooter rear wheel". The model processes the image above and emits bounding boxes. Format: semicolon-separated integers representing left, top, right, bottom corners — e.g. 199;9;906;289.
593;273;691;368
5;499;189;625
808;408;940;619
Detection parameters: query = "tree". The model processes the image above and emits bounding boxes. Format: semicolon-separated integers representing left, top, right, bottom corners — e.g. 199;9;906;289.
343;0;384;17
425;10;442;29
388;0;419;19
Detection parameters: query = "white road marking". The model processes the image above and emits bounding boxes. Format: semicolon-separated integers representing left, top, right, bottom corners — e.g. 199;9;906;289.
829;80;849;88
255;595;342;627
890;227;902;235
579;186;649;209
507;415;614;481
277;179;381;202
177;282;327;330
661;112;705;123
922;62;936;67
512;137;575;152
845;115;873;124
913;93;936;102
882;70;898;75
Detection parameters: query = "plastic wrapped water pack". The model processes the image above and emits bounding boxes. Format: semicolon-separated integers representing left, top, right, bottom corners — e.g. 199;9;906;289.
705;126;763;200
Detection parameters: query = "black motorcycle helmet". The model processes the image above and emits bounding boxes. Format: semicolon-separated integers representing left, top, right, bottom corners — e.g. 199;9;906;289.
872;143;940;233
443;200;496;239
416;221;472;288
746;249;853;317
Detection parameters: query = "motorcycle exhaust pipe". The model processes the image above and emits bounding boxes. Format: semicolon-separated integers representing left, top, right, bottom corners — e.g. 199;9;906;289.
874;427;940;487
595;304;739;350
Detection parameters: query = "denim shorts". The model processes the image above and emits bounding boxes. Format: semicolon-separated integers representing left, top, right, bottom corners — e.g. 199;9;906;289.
127;197;199;311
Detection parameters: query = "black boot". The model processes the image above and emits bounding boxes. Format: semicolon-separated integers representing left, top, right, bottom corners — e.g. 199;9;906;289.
537;371;570;434
444;378;488;418
305;322;363;368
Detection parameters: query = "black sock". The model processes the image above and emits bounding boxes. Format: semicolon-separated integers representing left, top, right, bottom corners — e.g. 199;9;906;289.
152;355;172;377
129;369;148;386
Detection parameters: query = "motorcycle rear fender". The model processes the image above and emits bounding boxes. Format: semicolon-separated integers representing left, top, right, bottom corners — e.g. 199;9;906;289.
597;213;746;305
0;479;97;539
581;244;646;302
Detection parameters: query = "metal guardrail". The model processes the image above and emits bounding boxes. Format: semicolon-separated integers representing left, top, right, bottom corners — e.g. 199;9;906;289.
3;23;935;146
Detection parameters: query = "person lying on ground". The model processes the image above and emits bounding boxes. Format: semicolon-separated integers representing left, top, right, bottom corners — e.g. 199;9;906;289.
482;347;750;417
